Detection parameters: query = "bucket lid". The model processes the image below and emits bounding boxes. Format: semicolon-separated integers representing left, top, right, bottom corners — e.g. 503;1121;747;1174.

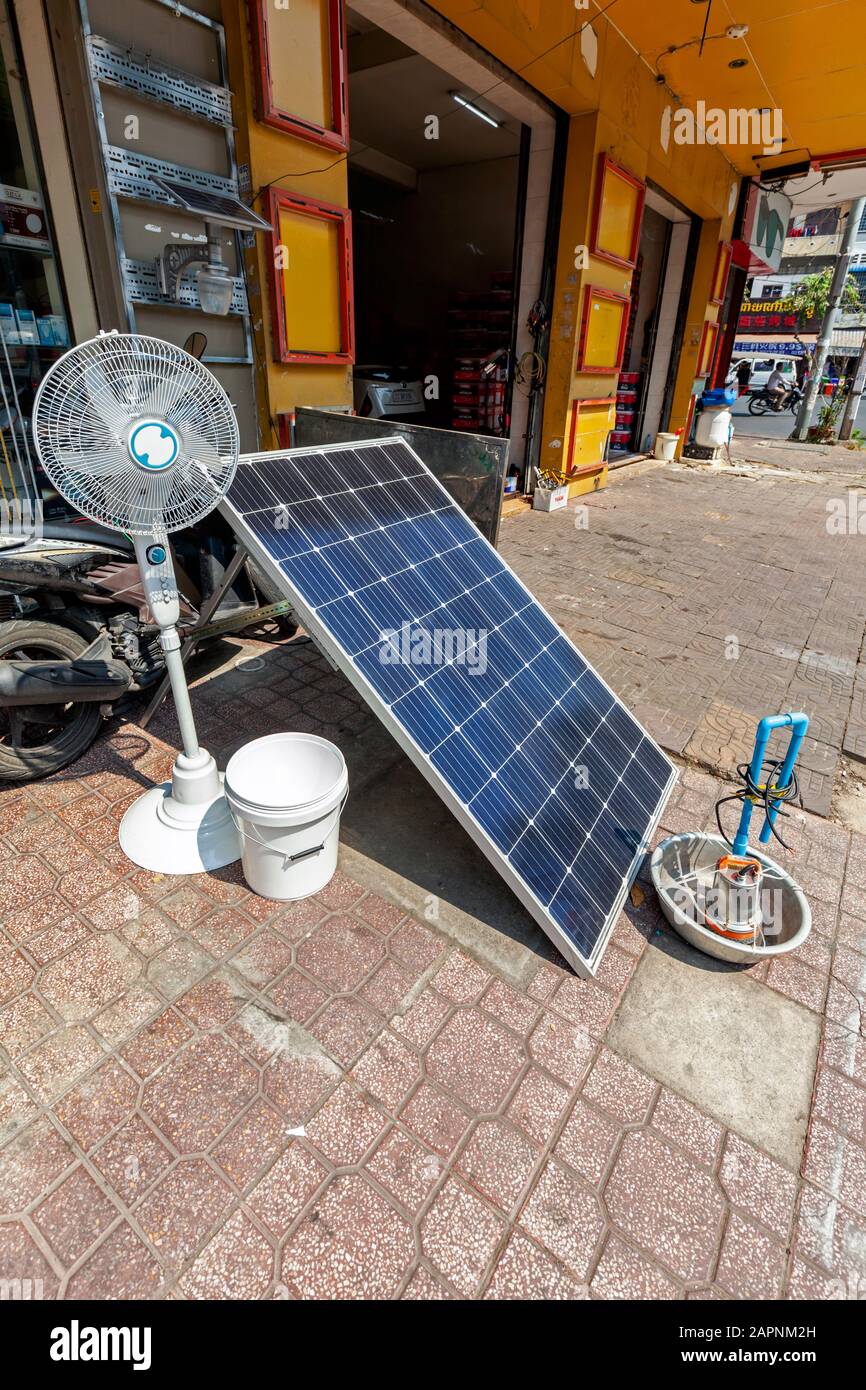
225;732;347;819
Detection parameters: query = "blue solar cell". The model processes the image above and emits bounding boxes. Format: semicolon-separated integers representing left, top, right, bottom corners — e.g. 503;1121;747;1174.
223;439;676;977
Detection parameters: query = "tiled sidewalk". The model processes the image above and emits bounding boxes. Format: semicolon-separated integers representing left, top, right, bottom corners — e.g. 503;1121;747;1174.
1;718;864;1299
499;455;866;815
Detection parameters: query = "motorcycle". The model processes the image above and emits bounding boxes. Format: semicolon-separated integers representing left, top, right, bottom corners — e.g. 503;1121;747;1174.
747;383;804;416
0;328;298;781
0;516;294;781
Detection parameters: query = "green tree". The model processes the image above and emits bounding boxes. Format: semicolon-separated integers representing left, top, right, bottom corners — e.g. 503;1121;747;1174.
789;268;862;321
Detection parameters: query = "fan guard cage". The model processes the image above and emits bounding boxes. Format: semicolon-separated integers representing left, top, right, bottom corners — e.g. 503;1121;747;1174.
33;333;239;536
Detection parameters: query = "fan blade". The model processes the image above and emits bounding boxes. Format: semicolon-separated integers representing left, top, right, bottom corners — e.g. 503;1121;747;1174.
83;360;133;438
182;429;221;470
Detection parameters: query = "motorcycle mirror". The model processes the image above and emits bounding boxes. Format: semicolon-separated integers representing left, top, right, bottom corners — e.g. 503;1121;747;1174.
183;331;208;361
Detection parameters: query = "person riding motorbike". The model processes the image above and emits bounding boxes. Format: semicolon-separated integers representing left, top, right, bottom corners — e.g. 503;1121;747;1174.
766;364;789;411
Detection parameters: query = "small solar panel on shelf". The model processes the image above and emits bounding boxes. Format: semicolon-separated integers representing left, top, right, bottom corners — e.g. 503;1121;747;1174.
222;438;676;976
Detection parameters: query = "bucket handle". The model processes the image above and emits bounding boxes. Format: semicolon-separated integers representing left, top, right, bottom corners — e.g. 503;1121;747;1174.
229;789;348;870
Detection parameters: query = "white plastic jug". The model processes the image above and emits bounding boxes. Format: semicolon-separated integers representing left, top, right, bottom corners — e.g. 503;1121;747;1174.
695;407;732;449
224;733;348;900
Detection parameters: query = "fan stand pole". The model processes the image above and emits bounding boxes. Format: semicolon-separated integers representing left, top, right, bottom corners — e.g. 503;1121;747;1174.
118;538;241;874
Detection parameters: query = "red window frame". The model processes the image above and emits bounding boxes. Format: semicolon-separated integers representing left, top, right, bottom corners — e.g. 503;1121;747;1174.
575;284;631;374
565;396;616;475
268;187;355;365
696;320;720;378
589;153;646;270
249;0;349;152
709;240;733;306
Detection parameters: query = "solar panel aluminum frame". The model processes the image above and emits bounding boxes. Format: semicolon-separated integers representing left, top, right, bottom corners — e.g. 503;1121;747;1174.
221;438;678;978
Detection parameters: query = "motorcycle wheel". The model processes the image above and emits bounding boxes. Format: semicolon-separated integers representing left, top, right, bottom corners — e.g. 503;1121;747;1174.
0;621;103;782
748;394;768;415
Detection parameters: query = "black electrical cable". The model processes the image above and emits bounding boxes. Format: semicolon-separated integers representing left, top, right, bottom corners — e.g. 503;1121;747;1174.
714;758;802;853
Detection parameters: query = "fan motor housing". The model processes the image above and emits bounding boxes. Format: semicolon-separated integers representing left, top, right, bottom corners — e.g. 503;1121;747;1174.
127;419;180;471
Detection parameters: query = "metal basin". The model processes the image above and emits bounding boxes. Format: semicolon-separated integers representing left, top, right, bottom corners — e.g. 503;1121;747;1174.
650;832;811;965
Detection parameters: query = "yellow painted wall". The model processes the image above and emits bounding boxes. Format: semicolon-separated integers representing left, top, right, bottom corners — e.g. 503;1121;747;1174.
222;1;352;448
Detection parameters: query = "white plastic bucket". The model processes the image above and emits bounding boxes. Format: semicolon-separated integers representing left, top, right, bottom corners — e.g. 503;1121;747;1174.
653;432;678;461
224;733;348;900
695;407;732;448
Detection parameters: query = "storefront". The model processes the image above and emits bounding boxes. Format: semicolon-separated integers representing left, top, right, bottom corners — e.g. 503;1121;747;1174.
0;0;75;511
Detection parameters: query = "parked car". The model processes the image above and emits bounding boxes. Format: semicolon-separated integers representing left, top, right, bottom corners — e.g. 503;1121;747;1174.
353;365;426;420
725;356;799;393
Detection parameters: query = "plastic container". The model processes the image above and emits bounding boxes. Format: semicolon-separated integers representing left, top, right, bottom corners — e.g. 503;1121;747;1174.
224;733;348;900
695;406;732;448
653;431;678;461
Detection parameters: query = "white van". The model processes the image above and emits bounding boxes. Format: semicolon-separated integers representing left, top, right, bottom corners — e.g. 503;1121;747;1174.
726;356;799;392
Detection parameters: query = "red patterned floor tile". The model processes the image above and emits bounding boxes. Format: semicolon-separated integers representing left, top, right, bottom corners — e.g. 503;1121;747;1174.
550;975;620;1038
592;1233;681;1300
144;1035;258;1151
506;1067;570;1146
426;1008;524;1111
296;914;385;991
91;1114;173;1204
483;1230;586;1300
400;1081;472;1158
0;991;55;1057
281;1172;414;1298
266;969;329;1024
176;973;248;1032
39;934;141;1023
25;915;91;966
526;962;561;1002
527;1011;594;1088
231;930;294;988
803;1118;866;1219
0;942;35;1005
120;1008;193;1080
719;1133;797;1238
64;1221;164;1299
32;1165;118;1266
766;954;828;1013
651;1089;723;1168
432;950;491;1004
17;1025;105;1103
0;1220;60;1299
93;985;162;1047
308;995;381;1066
401;1265;454;1299
0;1117;75;1211
555;1097;621;1187
55;1057;138;1150
213;1100;294;1193
185;908;256;957
358;957;415;1015
605;1130;725;1283
813;1065;866;1143
388;919;443;972
136;1158;234;1269
5;893;71;944
146;940;213;1002
390;985;450;1048
366;1128;441;1213
157;886;213;928
795;1183;866;1282
117;909;175;959
268;895;329;942
716;1211;787;1299
246;1142;328;1238
456;1118;540;1213
179;1209;274;1299
479;978;539;1035
305;1081;387;1166
582;1046;657;1125
0;1075;38;1138
312;870;365;912
354;892;406;934
351;1030;419;1110
58;858;120;910
0;854;58;913
519;1158;604;1281
261;1051;340;1126
421;1175;504;1296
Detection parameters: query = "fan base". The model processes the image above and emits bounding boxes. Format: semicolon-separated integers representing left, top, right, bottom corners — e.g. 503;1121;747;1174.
119;779;241;874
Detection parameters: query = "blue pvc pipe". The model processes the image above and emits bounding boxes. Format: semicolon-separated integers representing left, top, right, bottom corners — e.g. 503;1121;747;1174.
732;712;809;856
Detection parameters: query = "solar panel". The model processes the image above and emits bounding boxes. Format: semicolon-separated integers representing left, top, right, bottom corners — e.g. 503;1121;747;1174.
150;177;272;232
222;438;676;977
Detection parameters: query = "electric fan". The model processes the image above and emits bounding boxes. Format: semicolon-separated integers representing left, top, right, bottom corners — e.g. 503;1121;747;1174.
32;331;242;874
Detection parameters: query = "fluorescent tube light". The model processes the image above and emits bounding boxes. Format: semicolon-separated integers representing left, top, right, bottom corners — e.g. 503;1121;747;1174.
450;92;500;128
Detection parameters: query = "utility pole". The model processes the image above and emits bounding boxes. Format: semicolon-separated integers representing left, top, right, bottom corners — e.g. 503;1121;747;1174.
791;196;866;442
